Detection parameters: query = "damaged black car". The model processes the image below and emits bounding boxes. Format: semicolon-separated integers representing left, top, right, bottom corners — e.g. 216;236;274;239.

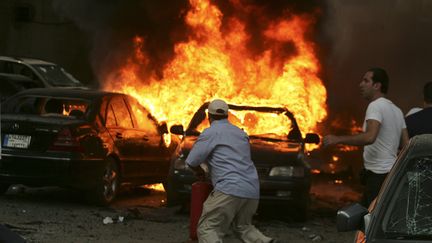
0;88;176;205
166;102;320;220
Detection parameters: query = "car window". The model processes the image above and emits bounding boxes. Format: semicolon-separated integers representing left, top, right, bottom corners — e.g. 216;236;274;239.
0;61;35;79
127;97;159;136
1;95;89;118
382;156;432;238
0;80;22;101
106;104;117;127
109;96;133;128
31;64;82;87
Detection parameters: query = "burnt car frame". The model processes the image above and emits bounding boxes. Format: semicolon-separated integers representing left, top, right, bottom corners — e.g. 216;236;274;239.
166;102;320;220
337;134;432;242
0;88;175;205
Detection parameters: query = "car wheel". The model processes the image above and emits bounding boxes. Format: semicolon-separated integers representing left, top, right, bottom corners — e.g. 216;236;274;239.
0;183;10;194
93;157;120;206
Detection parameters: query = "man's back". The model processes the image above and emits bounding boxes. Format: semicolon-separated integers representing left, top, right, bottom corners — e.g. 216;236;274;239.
406;107;432;138
186;119;260;199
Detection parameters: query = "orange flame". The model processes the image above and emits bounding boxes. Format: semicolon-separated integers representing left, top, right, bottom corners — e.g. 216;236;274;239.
143;183;165;192
311;169;321;174
103;0;327;136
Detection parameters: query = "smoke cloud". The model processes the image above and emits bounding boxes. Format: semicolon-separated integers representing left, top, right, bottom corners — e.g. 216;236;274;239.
321;0;432;124
52;0;326;84
52;0;190;82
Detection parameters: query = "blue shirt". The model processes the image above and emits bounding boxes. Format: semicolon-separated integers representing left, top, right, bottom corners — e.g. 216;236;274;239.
185;119;260;199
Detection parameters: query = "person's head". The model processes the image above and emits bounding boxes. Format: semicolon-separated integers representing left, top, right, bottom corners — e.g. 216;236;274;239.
207;99;229;122
360;67;389;100
423;82;432;105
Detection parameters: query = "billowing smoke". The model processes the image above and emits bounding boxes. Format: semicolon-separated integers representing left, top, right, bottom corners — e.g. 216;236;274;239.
52;0;326;85
52;0;190;82
52;0;432;133
321;0;432;127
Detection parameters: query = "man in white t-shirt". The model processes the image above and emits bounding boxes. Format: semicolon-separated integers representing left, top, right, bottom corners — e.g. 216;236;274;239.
323;67;409;206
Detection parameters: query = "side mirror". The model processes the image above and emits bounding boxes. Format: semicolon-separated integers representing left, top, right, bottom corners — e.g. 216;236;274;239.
305;133;320;144
170;124;184;135
336;203;368;232
159;122;168;134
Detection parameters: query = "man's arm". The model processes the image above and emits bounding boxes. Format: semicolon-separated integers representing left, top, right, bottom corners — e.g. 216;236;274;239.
188;165;206;181
323;119;380;146
185;130;213;181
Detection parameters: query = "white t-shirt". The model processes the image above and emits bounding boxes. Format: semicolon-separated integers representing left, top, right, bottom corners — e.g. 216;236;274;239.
363;97;406;173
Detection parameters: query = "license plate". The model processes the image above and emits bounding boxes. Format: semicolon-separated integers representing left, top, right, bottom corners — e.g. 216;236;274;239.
3;134;32;149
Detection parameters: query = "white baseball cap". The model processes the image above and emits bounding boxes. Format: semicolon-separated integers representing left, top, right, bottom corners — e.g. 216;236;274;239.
208;99;229;116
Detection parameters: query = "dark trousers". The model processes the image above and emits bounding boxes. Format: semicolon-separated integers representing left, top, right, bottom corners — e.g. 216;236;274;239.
360;169;388;207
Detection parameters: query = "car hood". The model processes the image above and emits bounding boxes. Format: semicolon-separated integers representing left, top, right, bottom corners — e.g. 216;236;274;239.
179;135;303;165
250;138;302;164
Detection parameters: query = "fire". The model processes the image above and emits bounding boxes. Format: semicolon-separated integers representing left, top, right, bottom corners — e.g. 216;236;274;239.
334;180;343;184
103;0;327;136
143;183;165;192
311;169;321;174
338;145;358;152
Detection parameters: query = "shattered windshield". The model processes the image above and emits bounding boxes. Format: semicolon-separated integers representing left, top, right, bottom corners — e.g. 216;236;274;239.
382;156;432;239
31;64;83;87
188;107;298;140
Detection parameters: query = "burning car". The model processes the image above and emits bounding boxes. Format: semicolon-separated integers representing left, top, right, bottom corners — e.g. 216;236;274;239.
337;134;432;242
166;102;320;220
0;88;175;205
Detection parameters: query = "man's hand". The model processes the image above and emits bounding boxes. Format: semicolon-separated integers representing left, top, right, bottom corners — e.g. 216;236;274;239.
190;165;206;181
323;135;340;147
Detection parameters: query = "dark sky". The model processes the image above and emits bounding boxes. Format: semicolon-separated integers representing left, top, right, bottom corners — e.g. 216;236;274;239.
52;0;432;129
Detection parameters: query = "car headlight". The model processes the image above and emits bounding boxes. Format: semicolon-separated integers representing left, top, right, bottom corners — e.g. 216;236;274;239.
269;166;304;177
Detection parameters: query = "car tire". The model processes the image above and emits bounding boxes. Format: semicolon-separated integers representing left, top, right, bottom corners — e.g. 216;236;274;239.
0;184;10;194
92;157;120;206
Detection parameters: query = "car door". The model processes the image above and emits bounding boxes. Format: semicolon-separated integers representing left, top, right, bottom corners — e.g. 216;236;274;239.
105;95;138;177
126;96;168;179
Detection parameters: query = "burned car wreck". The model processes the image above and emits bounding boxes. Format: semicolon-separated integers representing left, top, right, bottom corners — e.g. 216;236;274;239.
166;102;320;220
0;88;176;205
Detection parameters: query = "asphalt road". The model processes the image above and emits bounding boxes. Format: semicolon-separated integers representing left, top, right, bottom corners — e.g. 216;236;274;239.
0;177;359;242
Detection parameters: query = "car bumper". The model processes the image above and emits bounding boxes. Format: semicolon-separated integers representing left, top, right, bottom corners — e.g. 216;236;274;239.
0;152;105;189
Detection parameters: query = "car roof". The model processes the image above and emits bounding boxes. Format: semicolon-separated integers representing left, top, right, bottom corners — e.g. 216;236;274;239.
11;87;121;99
0;56;55;65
